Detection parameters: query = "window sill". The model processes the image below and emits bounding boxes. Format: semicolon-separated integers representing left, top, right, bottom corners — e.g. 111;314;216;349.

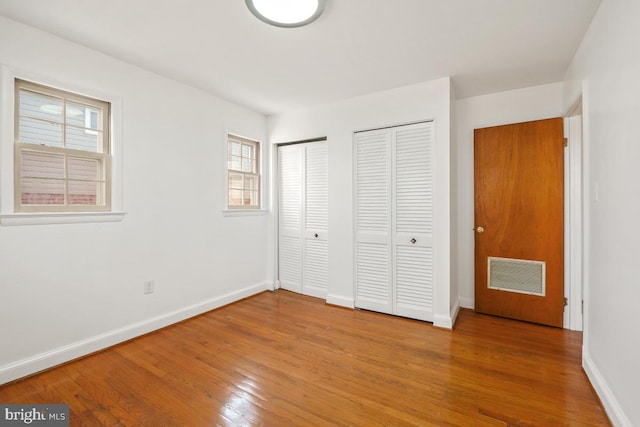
222;209;268;217
0;211;126;226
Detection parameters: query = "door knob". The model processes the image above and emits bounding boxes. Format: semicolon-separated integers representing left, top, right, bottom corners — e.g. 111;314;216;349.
476;226;485;234
410;238;417;244
314;233;319;238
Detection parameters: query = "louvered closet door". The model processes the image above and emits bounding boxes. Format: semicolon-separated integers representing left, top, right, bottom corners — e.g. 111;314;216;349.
354;129;392;313
278;145;303;293
354;122;434;321
392;122;434;321
278;142;329;298
303;142;329;298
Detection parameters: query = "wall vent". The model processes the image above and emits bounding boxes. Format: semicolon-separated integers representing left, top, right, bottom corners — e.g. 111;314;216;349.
488;257;545;296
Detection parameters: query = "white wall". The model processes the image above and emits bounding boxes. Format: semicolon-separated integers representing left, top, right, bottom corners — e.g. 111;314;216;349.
0;17;270;383
449;83;459;316
454;83;565;309
563;0;640;425
268;77;455;328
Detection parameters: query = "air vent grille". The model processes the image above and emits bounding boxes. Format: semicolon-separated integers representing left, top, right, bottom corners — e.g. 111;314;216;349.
488;257;545;296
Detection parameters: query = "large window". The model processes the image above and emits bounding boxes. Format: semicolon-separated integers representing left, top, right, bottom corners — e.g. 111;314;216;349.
14;79;111;212
227;134;260;209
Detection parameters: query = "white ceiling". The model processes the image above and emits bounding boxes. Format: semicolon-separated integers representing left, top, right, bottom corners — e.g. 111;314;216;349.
0;0;601;115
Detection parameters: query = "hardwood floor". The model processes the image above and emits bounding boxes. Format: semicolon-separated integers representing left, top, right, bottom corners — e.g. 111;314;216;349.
0;290;610;426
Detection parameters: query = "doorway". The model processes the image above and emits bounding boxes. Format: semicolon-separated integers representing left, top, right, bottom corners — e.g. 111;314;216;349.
564;100;584;331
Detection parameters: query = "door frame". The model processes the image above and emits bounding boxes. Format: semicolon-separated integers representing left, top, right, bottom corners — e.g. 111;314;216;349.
472;113;583;330
273;137;328;294
564;98;584;331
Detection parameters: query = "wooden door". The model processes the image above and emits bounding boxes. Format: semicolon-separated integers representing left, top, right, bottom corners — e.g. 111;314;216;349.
474;118;564;327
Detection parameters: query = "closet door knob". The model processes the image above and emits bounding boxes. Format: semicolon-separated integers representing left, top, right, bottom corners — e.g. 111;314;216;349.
314;233;319;238
410;238;417;244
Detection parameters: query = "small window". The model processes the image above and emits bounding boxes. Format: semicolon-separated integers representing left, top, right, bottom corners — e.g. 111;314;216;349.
227;134;260;209
14;79;111;212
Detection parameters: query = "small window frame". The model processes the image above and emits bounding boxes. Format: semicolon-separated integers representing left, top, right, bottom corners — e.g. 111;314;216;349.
226;133;261;210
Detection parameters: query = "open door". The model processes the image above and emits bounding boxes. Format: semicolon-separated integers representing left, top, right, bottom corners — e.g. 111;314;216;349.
474;118;564;327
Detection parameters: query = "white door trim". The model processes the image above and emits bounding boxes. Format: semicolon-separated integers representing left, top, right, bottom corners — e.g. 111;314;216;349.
564;98;584;331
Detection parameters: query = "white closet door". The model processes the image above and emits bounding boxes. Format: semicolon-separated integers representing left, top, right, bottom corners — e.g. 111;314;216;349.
278;142;329;298
354;129;392;313
392;122;434;321
354;122;434;322
303;142;329;298
278;145;303;293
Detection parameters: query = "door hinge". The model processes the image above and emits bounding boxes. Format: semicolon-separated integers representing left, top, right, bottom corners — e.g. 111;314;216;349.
563;137;568;147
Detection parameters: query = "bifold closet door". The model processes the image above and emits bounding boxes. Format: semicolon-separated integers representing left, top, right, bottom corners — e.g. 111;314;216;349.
354;122;434;322
392;124;434;321
278;142;328;298
278;145;303;293
354;129;393;314
302;143;329;297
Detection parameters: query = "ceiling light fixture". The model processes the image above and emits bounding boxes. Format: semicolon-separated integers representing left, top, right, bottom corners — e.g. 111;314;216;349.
245;0;325;28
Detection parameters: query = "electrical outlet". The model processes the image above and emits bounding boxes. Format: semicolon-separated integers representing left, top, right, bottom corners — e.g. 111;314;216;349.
144;280;155;294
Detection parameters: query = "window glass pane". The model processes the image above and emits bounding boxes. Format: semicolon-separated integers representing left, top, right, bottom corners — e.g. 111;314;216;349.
68;180;99;205
19;117;63;147
229;173;243;190
229;141;241;156
242;143;254;159
88;110;99;130
21;151;65;179
228;155;242;171
242;158;254;173
244;175;258;192
68;156;100;180
243;176;259;206
66;102;101;131
19;90;63;123
21;177;65;205
244;191;259;206
229;189;243;206
66;126;99;152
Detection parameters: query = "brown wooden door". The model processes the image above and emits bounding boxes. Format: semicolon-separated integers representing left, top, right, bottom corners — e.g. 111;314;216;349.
474;118;564;327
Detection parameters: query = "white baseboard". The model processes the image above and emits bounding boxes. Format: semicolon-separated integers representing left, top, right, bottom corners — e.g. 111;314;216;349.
433;301;459;330
459;297;474;309
326;293;354;308
583;351;632;427
450;300;461;328
0;282;267;385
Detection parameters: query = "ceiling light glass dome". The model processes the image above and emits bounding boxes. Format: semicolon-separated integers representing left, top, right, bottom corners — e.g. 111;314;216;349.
246;0;325;28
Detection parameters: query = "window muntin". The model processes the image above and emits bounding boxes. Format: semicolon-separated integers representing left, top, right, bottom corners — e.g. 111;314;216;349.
14;79;110;212
227;134;260;209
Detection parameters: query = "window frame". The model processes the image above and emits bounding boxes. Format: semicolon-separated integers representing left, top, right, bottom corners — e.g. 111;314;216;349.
14;79;112;213
0;65;125;226
226;133;261;210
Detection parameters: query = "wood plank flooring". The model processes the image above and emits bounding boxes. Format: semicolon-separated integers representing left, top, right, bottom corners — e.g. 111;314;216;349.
0;290;610;426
